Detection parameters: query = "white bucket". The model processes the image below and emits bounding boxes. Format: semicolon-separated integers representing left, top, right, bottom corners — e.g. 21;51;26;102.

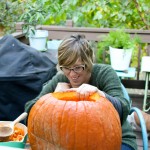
47;40;62;50
109;46;133;71
29;30;48;51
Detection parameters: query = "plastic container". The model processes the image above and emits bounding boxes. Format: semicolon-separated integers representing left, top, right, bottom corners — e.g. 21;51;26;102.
29;30;48;51
0;122;27;148
109;46;133;71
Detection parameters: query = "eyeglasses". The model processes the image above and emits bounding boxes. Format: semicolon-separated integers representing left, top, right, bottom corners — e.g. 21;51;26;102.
60;64;85;74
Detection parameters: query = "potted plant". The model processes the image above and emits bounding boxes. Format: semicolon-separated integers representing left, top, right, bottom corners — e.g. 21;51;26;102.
97;30;141;71
19;0;49;51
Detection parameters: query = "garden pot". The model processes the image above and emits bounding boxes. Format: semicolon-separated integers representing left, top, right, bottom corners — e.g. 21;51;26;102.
29;30;48;51
109;46;133;71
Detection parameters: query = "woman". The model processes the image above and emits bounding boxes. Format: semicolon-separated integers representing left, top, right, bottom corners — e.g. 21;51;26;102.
25;34;137;150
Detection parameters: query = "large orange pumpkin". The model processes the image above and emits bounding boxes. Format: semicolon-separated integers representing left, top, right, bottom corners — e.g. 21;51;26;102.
28;92;122;150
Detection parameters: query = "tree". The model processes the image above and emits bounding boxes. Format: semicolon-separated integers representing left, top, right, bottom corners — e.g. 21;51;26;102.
0;0;26;34
58;0;150;30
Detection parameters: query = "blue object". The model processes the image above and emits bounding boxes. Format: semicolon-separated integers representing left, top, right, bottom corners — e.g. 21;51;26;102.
116;67;136;79
0;35;57;122
121;84;148;150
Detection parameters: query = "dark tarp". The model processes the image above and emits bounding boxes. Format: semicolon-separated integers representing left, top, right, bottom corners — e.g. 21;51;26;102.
0;35;57;122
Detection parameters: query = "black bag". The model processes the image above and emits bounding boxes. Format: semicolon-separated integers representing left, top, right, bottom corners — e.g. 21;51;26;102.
0;35;57;121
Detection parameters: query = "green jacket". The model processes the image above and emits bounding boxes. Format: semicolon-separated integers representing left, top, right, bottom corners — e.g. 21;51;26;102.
25;64;137;150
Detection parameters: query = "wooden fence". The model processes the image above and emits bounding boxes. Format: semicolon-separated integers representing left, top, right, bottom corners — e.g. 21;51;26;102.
12;20;150;89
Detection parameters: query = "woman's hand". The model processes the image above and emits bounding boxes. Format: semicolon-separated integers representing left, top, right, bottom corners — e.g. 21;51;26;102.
66;84;105;100
55;83;71;92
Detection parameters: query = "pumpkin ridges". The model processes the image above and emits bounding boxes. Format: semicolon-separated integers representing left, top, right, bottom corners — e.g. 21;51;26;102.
34;94;54;139
60;101;77;149
84;100;108;149
28;98;46;146
82;101;88;149
28;94;57;148
103;98;122;149
51;99;67;148
82;101;100;150
46;98;58;146
59;100;68;148
40;94;65;149
99;101;113;150
74;101;88;149
42;95;58;145
99;97;121;149
28;94;51;129
97;99;118;149
28;92;122;150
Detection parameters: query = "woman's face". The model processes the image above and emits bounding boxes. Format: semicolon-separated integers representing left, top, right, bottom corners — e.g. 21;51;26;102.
60;60;91;88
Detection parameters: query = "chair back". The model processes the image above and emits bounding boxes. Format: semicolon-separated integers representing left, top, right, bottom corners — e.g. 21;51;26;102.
121;83;148;150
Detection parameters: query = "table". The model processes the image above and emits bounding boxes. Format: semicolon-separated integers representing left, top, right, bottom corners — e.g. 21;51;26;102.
116;67;136;79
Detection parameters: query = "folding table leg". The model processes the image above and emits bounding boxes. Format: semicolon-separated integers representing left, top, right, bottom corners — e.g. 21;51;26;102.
143;72;150;112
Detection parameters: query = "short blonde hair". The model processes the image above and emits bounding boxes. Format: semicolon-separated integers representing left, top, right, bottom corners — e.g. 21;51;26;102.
58;34;94;72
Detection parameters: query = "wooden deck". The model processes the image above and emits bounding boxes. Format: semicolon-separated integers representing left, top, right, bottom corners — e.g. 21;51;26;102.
129;92;150;150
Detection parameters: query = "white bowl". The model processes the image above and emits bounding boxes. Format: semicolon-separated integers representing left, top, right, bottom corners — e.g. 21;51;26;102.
0;121;27;148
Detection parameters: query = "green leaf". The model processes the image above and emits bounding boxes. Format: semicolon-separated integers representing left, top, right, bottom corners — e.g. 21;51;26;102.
93;11;102;20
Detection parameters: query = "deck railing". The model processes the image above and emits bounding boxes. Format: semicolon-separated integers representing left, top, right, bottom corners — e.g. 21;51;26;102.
12;20;150;89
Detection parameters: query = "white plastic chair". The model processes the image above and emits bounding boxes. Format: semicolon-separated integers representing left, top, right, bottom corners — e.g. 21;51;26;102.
141;56;150;112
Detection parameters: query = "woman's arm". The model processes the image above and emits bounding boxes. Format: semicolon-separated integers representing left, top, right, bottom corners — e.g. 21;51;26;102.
95;64;130;124
66;83;123;124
